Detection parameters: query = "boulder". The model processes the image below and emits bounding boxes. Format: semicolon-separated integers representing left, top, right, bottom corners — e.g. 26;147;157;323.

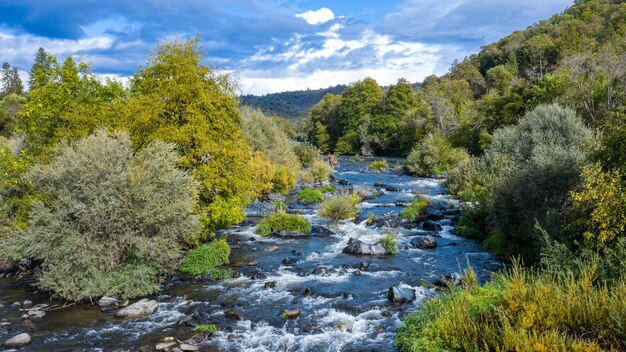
337;179;350;185
311;225;333;237
4;333;31;348
426;210;445;221
27;309;46;319
420;220;442;233
342;238;389;256
179;343;199;351
276;231;309;237
263;245;280;252
225;310;241;320
115;299;158;319
267;193;286;203
350;185;382;200
374;183;400;192
410;237;437;249
434;273;462;287
98;296;120;311
388;286;416;304
155;342;177;350
280;309;300;319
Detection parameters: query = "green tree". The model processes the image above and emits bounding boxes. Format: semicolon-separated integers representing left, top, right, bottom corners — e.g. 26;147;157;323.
20;130;199;301
29;47;55;90
119;37;253;235
0;63;23;98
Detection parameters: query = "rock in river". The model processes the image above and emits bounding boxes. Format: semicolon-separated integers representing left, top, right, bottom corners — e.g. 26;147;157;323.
4;333;31;348
98;296;121;311
410;236;437;249
342;238;388;256
350;185;383;200
420;220;442;233
388;286;416;304
115;298;158;319
281;309;301;319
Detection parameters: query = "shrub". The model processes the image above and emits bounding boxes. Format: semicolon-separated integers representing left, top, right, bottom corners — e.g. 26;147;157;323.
379;232;399;254
368;160;388;171
297;187;324;204
20;130;200;301
318;184;336;193
396;261;626;352
400;196;429;221
405;133;469;176
195;324;217;334
299;159;333;183
294;143;321;167
180;239;231;276
318;193;360;221
349;155;364;162
255;211;311;236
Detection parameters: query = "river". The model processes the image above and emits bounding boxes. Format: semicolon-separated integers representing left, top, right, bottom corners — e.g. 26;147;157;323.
0;156;501;351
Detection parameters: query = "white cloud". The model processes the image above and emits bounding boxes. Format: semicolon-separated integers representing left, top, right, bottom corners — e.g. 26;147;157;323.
295;7;335;25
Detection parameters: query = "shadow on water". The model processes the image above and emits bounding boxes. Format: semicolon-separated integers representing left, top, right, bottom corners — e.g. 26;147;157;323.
0;156;502;351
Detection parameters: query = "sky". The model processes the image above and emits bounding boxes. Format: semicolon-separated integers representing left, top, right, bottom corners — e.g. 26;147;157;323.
0;0;573;95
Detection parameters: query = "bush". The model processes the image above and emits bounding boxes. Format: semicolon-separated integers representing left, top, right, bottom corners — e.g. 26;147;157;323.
299;159;333;183
255;211;311;236
405;133;469;176
297;187;324;204
180;239;231;276
294;143;321;167
368;160;388;171
379;232;399;254
397;261;626;352
400;195;429;221
318;184;336;193
318;193;360;221
20;130;200;301
196;324;218;334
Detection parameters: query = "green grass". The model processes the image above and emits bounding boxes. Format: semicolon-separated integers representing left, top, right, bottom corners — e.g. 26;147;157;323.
368;159;389;171
318;193;360;221
318;184;336;193
297;187;324;204
195;324;217;333
255;211;311;236
349;155;364;162
396;261;626;352
400;195;429;221
180;239;230;276
379;231;399;254
204;267;233;280
366;212;376;226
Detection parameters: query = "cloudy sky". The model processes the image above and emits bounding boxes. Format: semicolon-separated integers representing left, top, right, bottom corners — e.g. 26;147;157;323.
0;0;572;95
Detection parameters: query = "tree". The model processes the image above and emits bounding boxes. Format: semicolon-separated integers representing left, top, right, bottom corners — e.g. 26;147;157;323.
21;130;199;301
0;62;23;98
119;37;254;235
29;47;55;90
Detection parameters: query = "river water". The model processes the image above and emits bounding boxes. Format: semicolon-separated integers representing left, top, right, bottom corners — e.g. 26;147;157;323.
0;157;501;351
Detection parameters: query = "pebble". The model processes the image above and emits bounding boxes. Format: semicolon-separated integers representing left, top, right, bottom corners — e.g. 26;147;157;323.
4;333;31;347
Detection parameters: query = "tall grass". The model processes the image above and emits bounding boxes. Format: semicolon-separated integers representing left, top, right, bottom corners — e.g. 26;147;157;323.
396;260;626;352
318;193;360;221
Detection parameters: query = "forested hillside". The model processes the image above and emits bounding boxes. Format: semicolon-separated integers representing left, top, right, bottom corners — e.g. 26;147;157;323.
240;84;347;119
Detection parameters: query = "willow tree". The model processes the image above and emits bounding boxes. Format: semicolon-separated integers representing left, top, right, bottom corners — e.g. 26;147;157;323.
119;38;253;236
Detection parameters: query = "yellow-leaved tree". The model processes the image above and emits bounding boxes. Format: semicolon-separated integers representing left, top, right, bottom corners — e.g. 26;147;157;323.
118;37;253;238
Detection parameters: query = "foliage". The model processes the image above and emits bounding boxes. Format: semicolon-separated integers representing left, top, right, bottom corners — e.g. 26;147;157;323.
405;133;469;176
240;106;300;194
379;231;399;254
570;164;625;248
318;193;360;221
0;62;24;98
195;324;218;334
368;160;389;171
204;267;233;280
397;261;626;352
400;196;429;221
254;211;311;236
180;239;231;276
299;159;333;183
19;130;199;301
318;184;336;193
118;37;253;234
297;187;324;204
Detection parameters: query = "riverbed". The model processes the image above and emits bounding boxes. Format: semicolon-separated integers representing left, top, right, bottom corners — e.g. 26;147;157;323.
0;157;501;351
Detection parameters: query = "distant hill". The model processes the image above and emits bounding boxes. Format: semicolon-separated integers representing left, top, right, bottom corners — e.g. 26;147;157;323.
240;85;347;120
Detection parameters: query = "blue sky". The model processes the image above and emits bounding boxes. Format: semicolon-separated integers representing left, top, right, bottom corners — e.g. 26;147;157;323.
0;0;572;95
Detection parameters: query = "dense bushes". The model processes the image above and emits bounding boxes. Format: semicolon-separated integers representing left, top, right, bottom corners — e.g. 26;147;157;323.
368;160;388;171
297;187;324;204
397;261;626;352
20;130;199;301
179;239;230;276
255;211;311;236
318;193;360;221
400;196;429;221
405;133;469;176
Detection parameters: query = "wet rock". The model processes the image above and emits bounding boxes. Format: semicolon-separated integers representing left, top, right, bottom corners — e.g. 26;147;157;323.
22;300;32;307
281;257;294;265
355;262;369;270
350;185;383;200
225;310;241;320
311;225;333;237
4;333;31;348
342;238;389;256
27;309;46;319
376;327;385;333
303;325;317;334
263;245;280;252
410;236;437;249
335;322;348;331
337;179;350;185
374;183;400;192
250;271;267;280
434;273;462;287
420;220;442;233
246;261;257;266
10;302;20;308
353;270;361;276
291;250;303;256
115;298;158;319
382;310;391;317
0;261;16;273
312;267;330;276
277;231;309;237
303;287;313;295
280;309;300;319
98;296;120;311
426;210;445;221
155;341;177;350
388;286;417;304
267;193;286;203
444;242;458;247
179;343;199;351
264;281;276;289
172;348;184;352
